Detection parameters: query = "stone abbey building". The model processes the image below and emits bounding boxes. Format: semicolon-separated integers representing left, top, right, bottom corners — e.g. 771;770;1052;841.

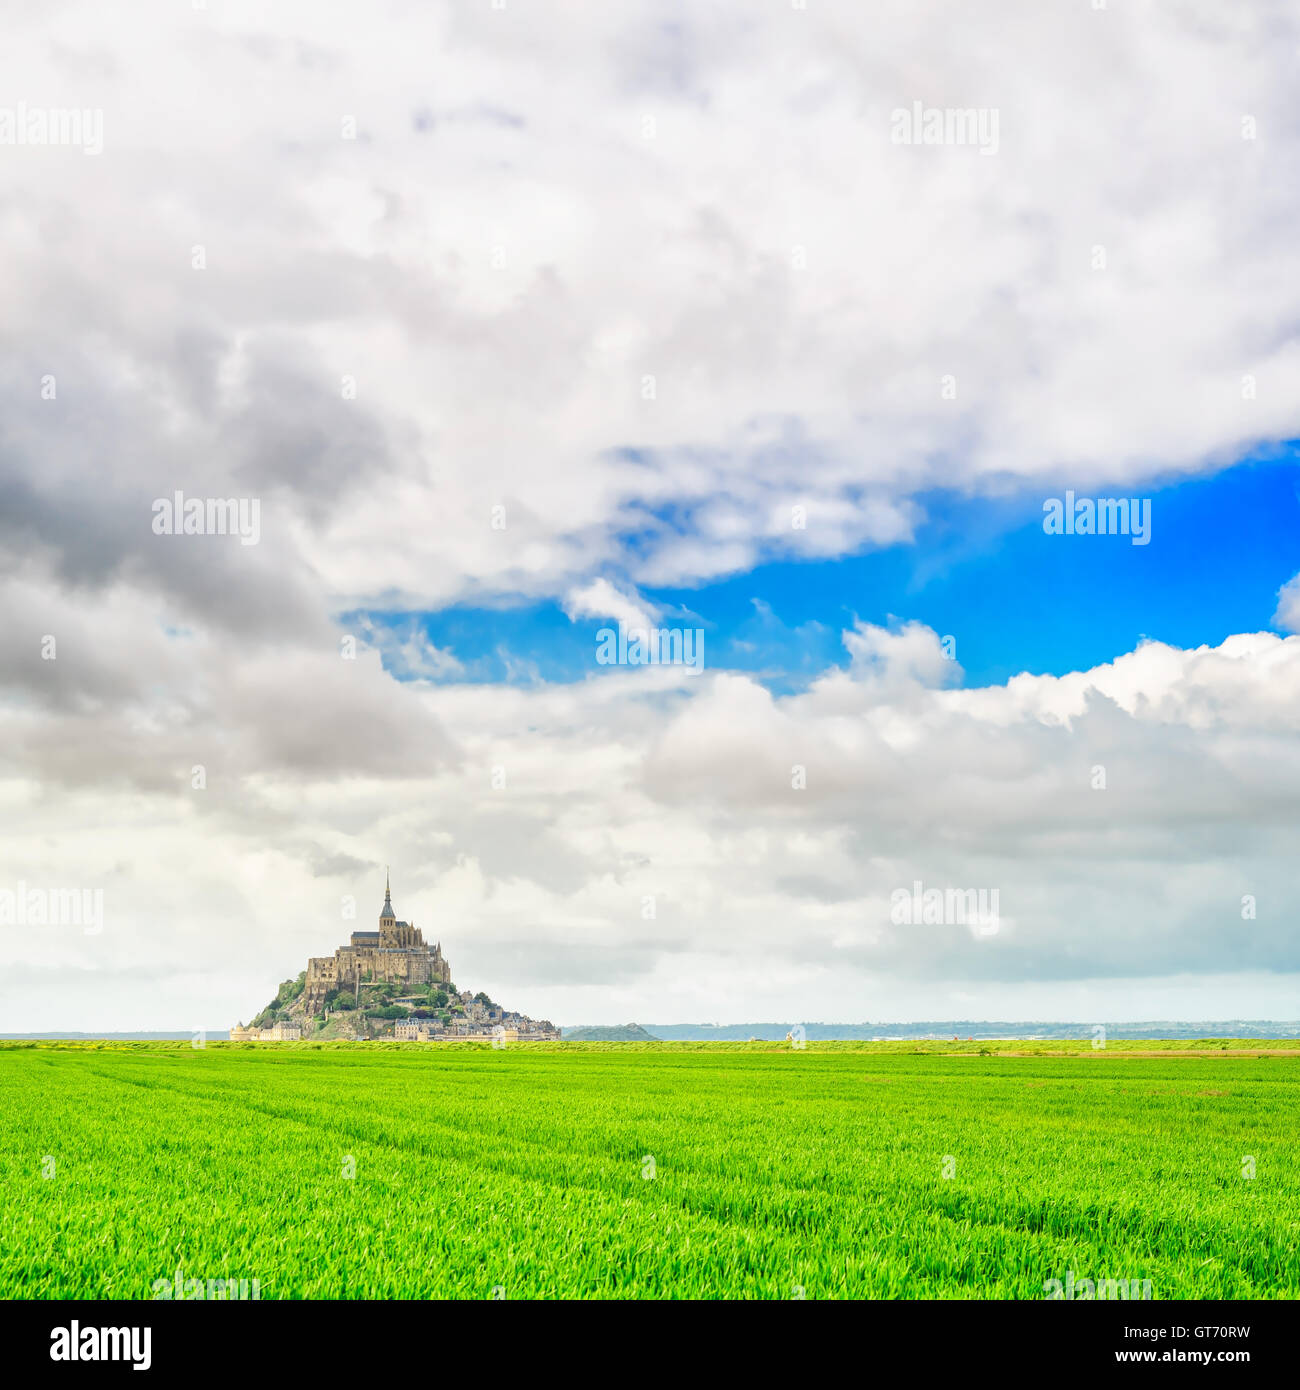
302;874;452;1016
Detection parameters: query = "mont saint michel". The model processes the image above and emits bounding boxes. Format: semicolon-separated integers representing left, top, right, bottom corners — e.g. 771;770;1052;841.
231;875;558;1043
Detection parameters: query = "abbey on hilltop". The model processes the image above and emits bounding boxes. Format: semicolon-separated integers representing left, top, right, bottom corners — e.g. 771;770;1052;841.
301;871;451;1014
231;874;559;1043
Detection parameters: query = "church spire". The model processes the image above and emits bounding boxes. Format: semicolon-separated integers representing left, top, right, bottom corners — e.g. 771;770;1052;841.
381;868;394;922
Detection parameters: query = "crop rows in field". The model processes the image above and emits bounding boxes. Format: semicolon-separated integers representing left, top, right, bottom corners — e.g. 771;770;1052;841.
1;1045;1296;1299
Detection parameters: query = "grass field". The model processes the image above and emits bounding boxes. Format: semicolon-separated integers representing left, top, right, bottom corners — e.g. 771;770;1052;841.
2;1041;1297;1299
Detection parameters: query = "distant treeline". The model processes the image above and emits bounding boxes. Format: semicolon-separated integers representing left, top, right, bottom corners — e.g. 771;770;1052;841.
0;1032;213;1041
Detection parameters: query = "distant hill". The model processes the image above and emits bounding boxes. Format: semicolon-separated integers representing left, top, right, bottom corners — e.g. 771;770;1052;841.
8;1020;1300;1043
568;1020;1300;1042
562;1023;660;1041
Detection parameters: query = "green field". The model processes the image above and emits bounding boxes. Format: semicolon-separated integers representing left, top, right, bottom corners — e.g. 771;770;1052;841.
2;1041;1297;1299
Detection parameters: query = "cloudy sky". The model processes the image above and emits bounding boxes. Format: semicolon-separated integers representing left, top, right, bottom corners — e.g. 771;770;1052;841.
3;0;1300;1030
